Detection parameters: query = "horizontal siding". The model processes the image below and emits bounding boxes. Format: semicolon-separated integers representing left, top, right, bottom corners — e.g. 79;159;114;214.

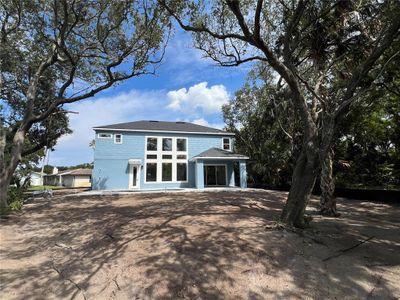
93;130;235;190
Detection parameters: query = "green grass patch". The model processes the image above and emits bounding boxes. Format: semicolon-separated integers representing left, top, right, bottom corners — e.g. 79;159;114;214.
28;185;65;191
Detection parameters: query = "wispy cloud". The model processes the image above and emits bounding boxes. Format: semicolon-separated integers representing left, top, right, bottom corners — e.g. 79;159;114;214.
161;30;250;87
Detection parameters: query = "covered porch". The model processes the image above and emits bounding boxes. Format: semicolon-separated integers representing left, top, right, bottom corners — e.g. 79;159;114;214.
191;148;249;189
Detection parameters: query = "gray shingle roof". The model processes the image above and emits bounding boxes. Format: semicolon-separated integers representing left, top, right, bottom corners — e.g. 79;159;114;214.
44;168;92;177
66;169;92;176
93;120;234;135
192;147;249;160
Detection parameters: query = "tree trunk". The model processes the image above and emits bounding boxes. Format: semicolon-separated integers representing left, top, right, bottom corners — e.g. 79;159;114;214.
0;128;26;209
0;176;11;210
0;121;8;210
319;150;340;217
280;145;319;228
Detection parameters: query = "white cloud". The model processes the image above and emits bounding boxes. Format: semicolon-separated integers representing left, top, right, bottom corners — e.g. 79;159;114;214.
192;118;225;130
167;82;229;114
49;83;230;166
192;118;210;126
49;89;166;166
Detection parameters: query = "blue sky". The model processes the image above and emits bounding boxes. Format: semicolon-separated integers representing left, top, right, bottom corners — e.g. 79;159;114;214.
49;30;249;166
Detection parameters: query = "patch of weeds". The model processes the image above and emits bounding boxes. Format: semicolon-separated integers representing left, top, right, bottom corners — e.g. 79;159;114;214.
1;187;25;216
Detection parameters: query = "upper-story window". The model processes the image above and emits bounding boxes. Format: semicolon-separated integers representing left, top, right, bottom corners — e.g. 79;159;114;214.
222;138;232;151
114;134;123;144
147;137;158;151
98;133;112;139
162;138;173;151
177;138;187;152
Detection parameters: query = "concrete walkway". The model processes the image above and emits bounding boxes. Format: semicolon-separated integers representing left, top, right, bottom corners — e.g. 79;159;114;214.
72;187;250;197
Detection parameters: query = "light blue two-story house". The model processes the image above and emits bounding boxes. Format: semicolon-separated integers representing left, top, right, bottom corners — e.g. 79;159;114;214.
92;120;248;191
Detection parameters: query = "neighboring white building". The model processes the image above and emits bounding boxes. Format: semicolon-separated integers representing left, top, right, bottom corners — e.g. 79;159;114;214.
21;172;43;186
43;168;92;188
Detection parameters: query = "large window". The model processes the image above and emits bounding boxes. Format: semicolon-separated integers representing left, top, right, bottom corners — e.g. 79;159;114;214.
146;163;157;182
145;136;188;182
162;163;172;181
177;163;187;181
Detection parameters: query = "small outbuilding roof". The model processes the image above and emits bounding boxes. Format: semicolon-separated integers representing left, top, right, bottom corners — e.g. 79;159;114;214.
93;120;235;136
44;168;92;177
66;169;92;176
191;147;249;161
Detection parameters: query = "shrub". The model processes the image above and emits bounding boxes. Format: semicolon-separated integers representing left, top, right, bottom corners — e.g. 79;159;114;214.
6;187;25;212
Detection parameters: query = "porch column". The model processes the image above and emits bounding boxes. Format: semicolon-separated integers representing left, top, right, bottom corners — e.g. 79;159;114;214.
195;160;204;189
239;160;247;188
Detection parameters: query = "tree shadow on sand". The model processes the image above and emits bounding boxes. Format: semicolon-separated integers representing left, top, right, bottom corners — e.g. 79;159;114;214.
0;190;399;299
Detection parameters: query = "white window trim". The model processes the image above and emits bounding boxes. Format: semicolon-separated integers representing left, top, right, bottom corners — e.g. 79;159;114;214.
128;164;141;189
98;133;113;139
114;134;123;144
144;136;189;183
222;137;232;151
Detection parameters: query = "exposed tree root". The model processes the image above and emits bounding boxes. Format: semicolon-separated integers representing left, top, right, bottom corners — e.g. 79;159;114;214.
367;275;382;299
51;262;87;300
55;243;73;250
322;236;375;262
112;278;121;290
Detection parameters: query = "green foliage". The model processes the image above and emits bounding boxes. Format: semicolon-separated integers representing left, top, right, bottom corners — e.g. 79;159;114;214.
334;89;400;189
226;61;400;190
42;165;54;175
223;67;302;188
1;0;171;207
1;187;25;214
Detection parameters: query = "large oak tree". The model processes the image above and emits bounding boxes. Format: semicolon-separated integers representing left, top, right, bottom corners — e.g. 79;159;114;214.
160;0;400;227
0;0;170;208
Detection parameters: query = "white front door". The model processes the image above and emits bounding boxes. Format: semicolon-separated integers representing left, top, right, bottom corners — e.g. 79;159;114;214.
129;165;140;189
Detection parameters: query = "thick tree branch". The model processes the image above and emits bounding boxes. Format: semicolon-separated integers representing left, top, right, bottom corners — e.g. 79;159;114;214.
283;0;306;65
254;0;264;39
21;139;50;157
225;1;252;38
335;16;400;117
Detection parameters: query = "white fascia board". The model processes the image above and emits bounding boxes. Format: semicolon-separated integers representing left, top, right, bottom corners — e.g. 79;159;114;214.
191;156;249;162
92;127;235;136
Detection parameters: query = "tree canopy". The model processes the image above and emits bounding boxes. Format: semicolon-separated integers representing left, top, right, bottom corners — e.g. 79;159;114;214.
0;0;171;208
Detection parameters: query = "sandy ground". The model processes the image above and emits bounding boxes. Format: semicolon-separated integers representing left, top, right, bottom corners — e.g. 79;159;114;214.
0;189;399;300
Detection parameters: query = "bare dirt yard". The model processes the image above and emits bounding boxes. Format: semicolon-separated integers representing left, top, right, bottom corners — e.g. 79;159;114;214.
0;189;399;300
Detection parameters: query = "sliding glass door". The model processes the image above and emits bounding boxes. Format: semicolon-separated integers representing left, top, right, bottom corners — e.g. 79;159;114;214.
204;165;227;186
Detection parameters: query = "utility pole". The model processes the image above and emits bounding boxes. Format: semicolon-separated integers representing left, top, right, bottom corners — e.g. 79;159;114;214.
39;110;79;187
